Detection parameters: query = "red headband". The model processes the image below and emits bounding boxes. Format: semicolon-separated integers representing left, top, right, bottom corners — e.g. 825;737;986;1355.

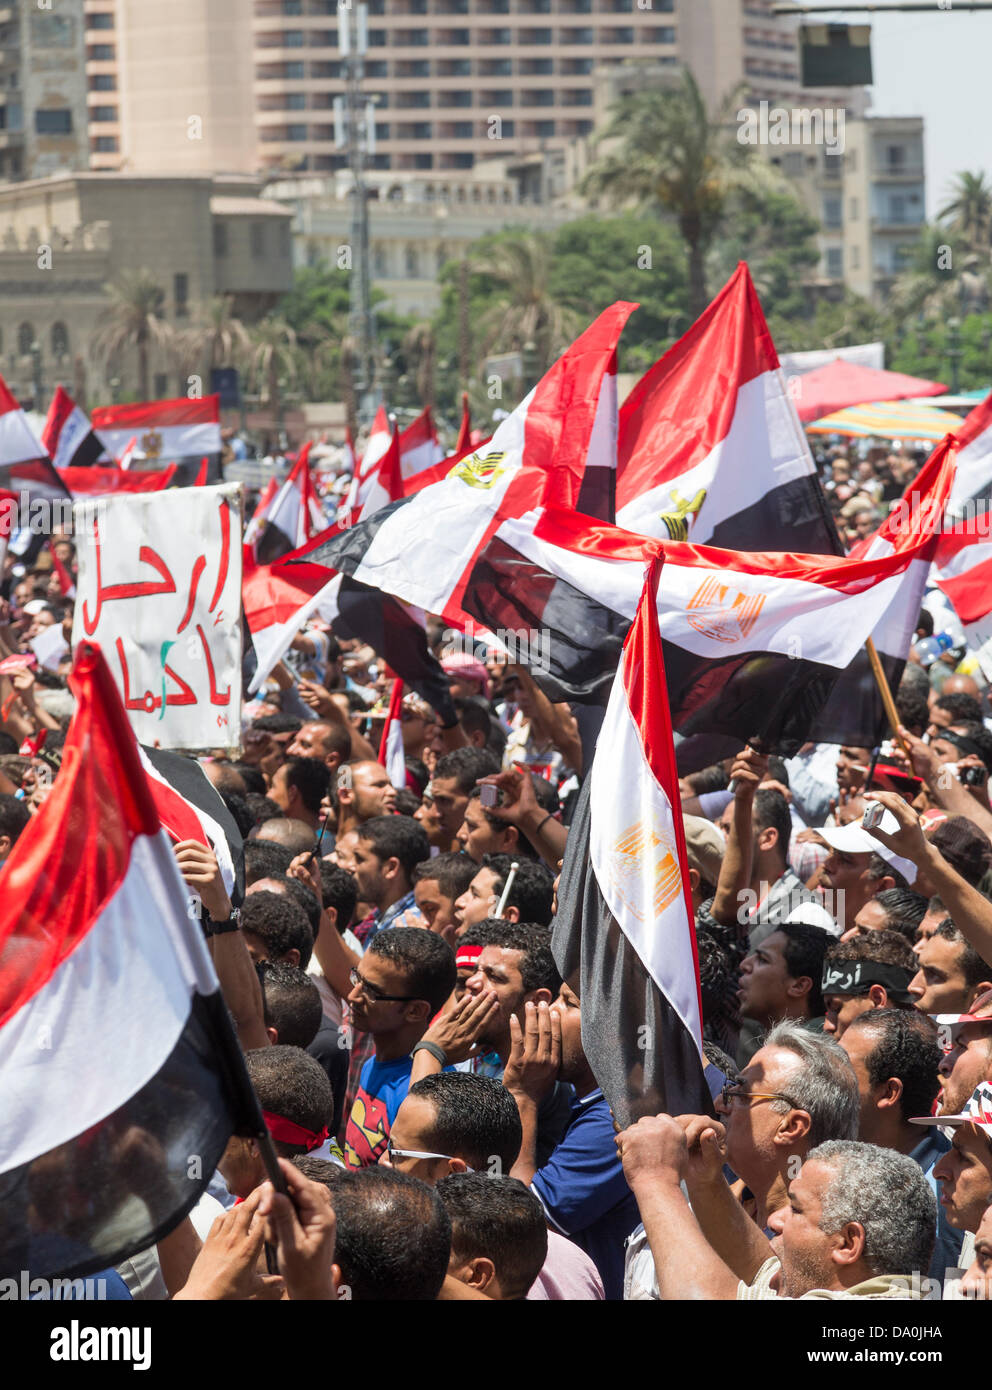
262;1109;329;1152
456;944;483;970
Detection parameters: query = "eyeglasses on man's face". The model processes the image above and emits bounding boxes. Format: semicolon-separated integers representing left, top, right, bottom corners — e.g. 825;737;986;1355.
385;1136;473;1169
348;966;419;1005
719;1082;802;1111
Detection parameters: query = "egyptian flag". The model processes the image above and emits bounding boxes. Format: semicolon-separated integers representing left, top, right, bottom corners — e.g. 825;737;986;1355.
139;745;245;905
0;372;70;504
378;679;406;790
809;438;957;746
553;559;710;1127
344;406;397;522
48;541;76;600
357;417;402;522
934;512;992;681
0;642;265;1280
251;443;323;563
244;538;344;695
42;386;103;471
454;393;471;457
399;407;446;483
301;302;638;626
58;465;179;495
944;389;992;520
505;438;956;767
92;395;221;473
616;263;841;555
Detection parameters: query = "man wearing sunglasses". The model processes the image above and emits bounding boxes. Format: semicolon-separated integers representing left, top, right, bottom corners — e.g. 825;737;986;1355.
343;928;456;1170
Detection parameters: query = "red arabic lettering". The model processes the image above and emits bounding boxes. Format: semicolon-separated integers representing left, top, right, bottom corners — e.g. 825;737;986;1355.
83;544;177;636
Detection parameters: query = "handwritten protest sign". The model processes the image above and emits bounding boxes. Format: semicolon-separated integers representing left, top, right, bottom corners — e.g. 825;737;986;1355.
72;484;242;750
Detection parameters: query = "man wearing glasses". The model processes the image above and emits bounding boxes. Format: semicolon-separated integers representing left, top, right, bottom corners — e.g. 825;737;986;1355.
343;928;456;1169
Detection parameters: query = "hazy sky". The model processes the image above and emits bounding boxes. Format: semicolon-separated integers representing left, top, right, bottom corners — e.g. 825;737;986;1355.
816;3;992;216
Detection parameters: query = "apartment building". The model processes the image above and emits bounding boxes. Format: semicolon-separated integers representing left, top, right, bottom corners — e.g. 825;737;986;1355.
0;0;90;182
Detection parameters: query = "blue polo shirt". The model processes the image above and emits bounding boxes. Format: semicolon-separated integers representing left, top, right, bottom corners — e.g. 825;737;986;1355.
910;1128;964;1286
531;1087;640;1301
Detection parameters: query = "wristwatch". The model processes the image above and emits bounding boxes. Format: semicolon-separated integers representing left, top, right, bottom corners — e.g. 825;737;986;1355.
202;906;241;936
412;1041;448;1067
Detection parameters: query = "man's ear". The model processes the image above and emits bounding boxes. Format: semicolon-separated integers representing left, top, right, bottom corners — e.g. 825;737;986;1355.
874;874;895;894
324;905;339;931
774;1109;812;1148
445;1156;469;1176
868;983;888;1009
504;905;520;923
786;973;813;1003
284;948;301;968
829;1222;866;1268
969;981;992;1011
382;854;402;883
500;824;520;852
461;1256;496;1292
875;1075;903;1113
526;987;552;1008
0;834;11;860
266;1025;279;1045
687;866;701;895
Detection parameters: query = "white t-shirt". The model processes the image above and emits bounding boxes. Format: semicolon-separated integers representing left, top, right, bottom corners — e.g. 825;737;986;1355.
307;926;363;1028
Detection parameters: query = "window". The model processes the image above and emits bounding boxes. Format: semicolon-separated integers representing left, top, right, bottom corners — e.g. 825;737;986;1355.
17;323;34;356
284;0;303;12
521;27;552;43
481;59;512;75
885;144;905;170
213;222;228;257
285;61;305;78
368;28;387;44
406;246;420;276
91;106;116;122
51;322;69;357
174;273;189;319
650;26;676;42
154;374;169;400
89;44;114;60
562;27;593;43
366;61;387;77
452;121;473;137
848;196;858;221
285;30;305;46
286;93;306;110
375;122;391;139
35;109;72;134
88;11;114;27
485;90;513;105
443;91;473;107
823;196;842;229
251;224;266;257
825;247;843;277
93;136;117;152
532;90;554;106
288;123;308;140
501;119;515;137
413;153;433;168
452;152;473;168
535;119;554;137
412;122;433;138
91;74;116;91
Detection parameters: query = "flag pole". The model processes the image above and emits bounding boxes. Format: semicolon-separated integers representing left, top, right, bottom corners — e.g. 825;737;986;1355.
864;637;912;761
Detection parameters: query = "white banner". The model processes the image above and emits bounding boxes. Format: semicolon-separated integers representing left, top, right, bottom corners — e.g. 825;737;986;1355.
72;484;243;750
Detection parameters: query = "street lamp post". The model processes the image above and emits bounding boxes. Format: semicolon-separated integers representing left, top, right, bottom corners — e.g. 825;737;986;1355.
29;340;43;410
946;317;963;395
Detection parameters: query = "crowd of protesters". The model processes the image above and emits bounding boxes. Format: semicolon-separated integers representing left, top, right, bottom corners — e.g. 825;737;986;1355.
3;439;992;1306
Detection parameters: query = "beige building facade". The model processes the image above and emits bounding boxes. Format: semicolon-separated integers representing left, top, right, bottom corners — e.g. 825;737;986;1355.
0;172;292;406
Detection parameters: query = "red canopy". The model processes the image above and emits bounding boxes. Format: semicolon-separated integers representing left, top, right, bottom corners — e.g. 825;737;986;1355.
792;359;947;424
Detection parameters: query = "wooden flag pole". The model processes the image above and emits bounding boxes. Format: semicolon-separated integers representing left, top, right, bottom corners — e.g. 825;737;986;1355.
865;636;912;761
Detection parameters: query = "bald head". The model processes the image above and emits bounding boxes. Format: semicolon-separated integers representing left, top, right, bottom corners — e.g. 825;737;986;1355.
287;719;350;772
255;817;318;857
941;674;981;701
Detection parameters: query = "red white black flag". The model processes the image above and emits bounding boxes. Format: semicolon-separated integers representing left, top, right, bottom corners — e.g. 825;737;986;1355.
0;643;263;1279
553;559;710;1126
42;386;104;470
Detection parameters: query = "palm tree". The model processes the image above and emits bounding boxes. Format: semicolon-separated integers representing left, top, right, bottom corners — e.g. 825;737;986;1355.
470;233;579;376
199;294;252;371
93;269;172;400
581;68;777;317
889;224;967;319
249;315;298;425
939;171;992;258
403;321;437;407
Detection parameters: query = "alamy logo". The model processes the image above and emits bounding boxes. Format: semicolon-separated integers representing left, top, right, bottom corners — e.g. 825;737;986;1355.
737;101;845;156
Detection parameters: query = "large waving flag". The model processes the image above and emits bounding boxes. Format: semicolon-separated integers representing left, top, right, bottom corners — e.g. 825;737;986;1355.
616;263;841;554
42;386;104;470
553;559;710;1127
518;433;956;763
91;394;221;469
301;302;638;623
947;390;992;518
809;439;958;746
244;530;457;722
0;642;264;1280
139;745;245;905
